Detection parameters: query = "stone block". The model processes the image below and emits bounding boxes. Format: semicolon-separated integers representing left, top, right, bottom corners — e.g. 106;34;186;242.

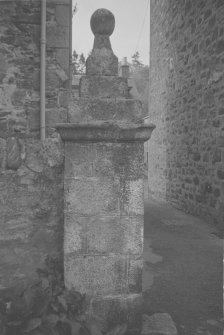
141;313;177;335
65;143;113;178
58;90;70;107
47;0;71;4
64;254;129;294
25;138;64;173
46;108;68;128
68;98;143;123
28;107;67;130
47;23;69;48
56;49;70;74
64;142;95;178
55;4;70;26
46;70;62;89
64;215;143;256
86;49;118;76
64;214;84;255
111;143;144;180
120;179;144;216
6;137;22;170
0;137;6;168
115;99;143;122
79;76;129;99
128;259;143;293
11;89;27;106
64;177;120;216
68;98;116;123
0;54;8;83
217;136;224;147
0;217;31;242
13;12;41;25
90;293;143;332
65;142;144;180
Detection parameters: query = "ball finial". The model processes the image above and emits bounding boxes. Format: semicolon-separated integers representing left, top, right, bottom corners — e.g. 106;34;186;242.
90;8;115;36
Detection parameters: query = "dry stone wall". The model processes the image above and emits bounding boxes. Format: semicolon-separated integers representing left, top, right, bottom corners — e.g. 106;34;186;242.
148;0;224;231
0;0;71;288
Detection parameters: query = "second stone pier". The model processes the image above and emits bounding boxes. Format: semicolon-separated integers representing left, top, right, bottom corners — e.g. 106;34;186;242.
56;8;155;332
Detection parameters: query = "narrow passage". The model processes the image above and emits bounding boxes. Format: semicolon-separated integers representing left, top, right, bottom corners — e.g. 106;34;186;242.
143;194;223;335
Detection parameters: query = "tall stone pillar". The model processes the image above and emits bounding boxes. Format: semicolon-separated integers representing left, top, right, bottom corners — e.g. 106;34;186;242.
56;9;155;332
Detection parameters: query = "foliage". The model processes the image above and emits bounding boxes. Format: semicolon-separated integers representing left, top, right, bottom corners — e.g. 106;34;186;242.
130;51;143;70
0;257;129;335
130;52;149;117
72;51;86;75
72;1;78;16
0;256;86;335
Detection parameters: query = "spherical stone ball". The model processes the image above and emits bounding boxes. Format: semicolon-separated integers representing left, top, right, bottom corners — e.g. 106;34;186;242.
90;8;115;36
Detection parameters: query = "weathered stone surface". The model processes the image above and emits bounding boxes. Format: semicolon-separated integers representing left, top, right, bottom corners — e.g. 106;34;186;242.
64;142;95;177
148;0;224;230
0;137;6;168
47;23;69;48
64;177;120;216
120;179;144;216
0;163;64;287
128;259;143;293
141;313;177;335
6;137;22;170
90;294;143;332
80;76;129;98
86;49;118;76
59;7;153;333
90;9;115;36
64;215;143;256
56;122;154;143
64;142;144;180
0;0;70;287
28;107;67;131
56;48;70;74
25;137;64;172
64;254;129;294
55;5;70;27
68;98;143;123
86;9;118;76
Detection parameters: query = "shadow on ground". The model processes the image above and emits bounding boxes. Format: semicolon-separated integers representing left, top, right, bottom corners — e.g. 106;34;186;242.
143;194;223;335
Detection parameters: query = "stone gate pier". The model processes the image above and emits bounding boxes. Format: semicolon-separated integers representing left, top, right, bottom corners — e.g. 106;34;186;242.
56;9;155;332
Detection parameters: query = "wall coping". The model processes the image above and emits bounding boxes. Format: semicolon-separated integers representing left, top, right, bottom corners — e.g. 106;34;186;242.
56;121;155;142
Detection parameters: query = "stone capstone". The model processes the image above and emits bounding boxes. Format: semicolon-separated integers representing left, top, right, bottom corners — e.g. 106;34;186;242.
56;122;155;143
86;8;118;76
90;9;115;36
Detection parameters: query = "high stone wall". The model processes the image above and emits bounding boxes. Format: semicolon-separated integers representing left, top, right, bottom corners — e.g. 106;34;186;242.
0;0;71;288
148;0;224;232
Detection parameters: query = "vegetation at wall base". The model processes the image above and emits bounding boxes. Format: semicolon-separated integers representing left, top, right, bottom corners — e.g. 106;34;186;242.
0;256;129;335
0;256;86;335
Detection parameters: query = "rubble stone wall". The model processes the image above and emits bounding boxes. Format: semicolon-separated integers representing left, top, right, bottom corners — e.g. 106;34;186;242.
0;0;71;288
148;0;224;231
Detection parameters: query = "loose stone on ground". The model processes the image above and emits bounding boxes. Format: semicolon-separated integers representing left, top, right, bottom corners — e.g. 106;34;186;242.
141;313;178;335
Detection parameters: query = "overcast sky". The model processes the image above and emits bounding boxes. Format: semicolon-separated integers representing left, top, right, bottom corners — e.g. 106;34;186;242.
72;0;150;65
